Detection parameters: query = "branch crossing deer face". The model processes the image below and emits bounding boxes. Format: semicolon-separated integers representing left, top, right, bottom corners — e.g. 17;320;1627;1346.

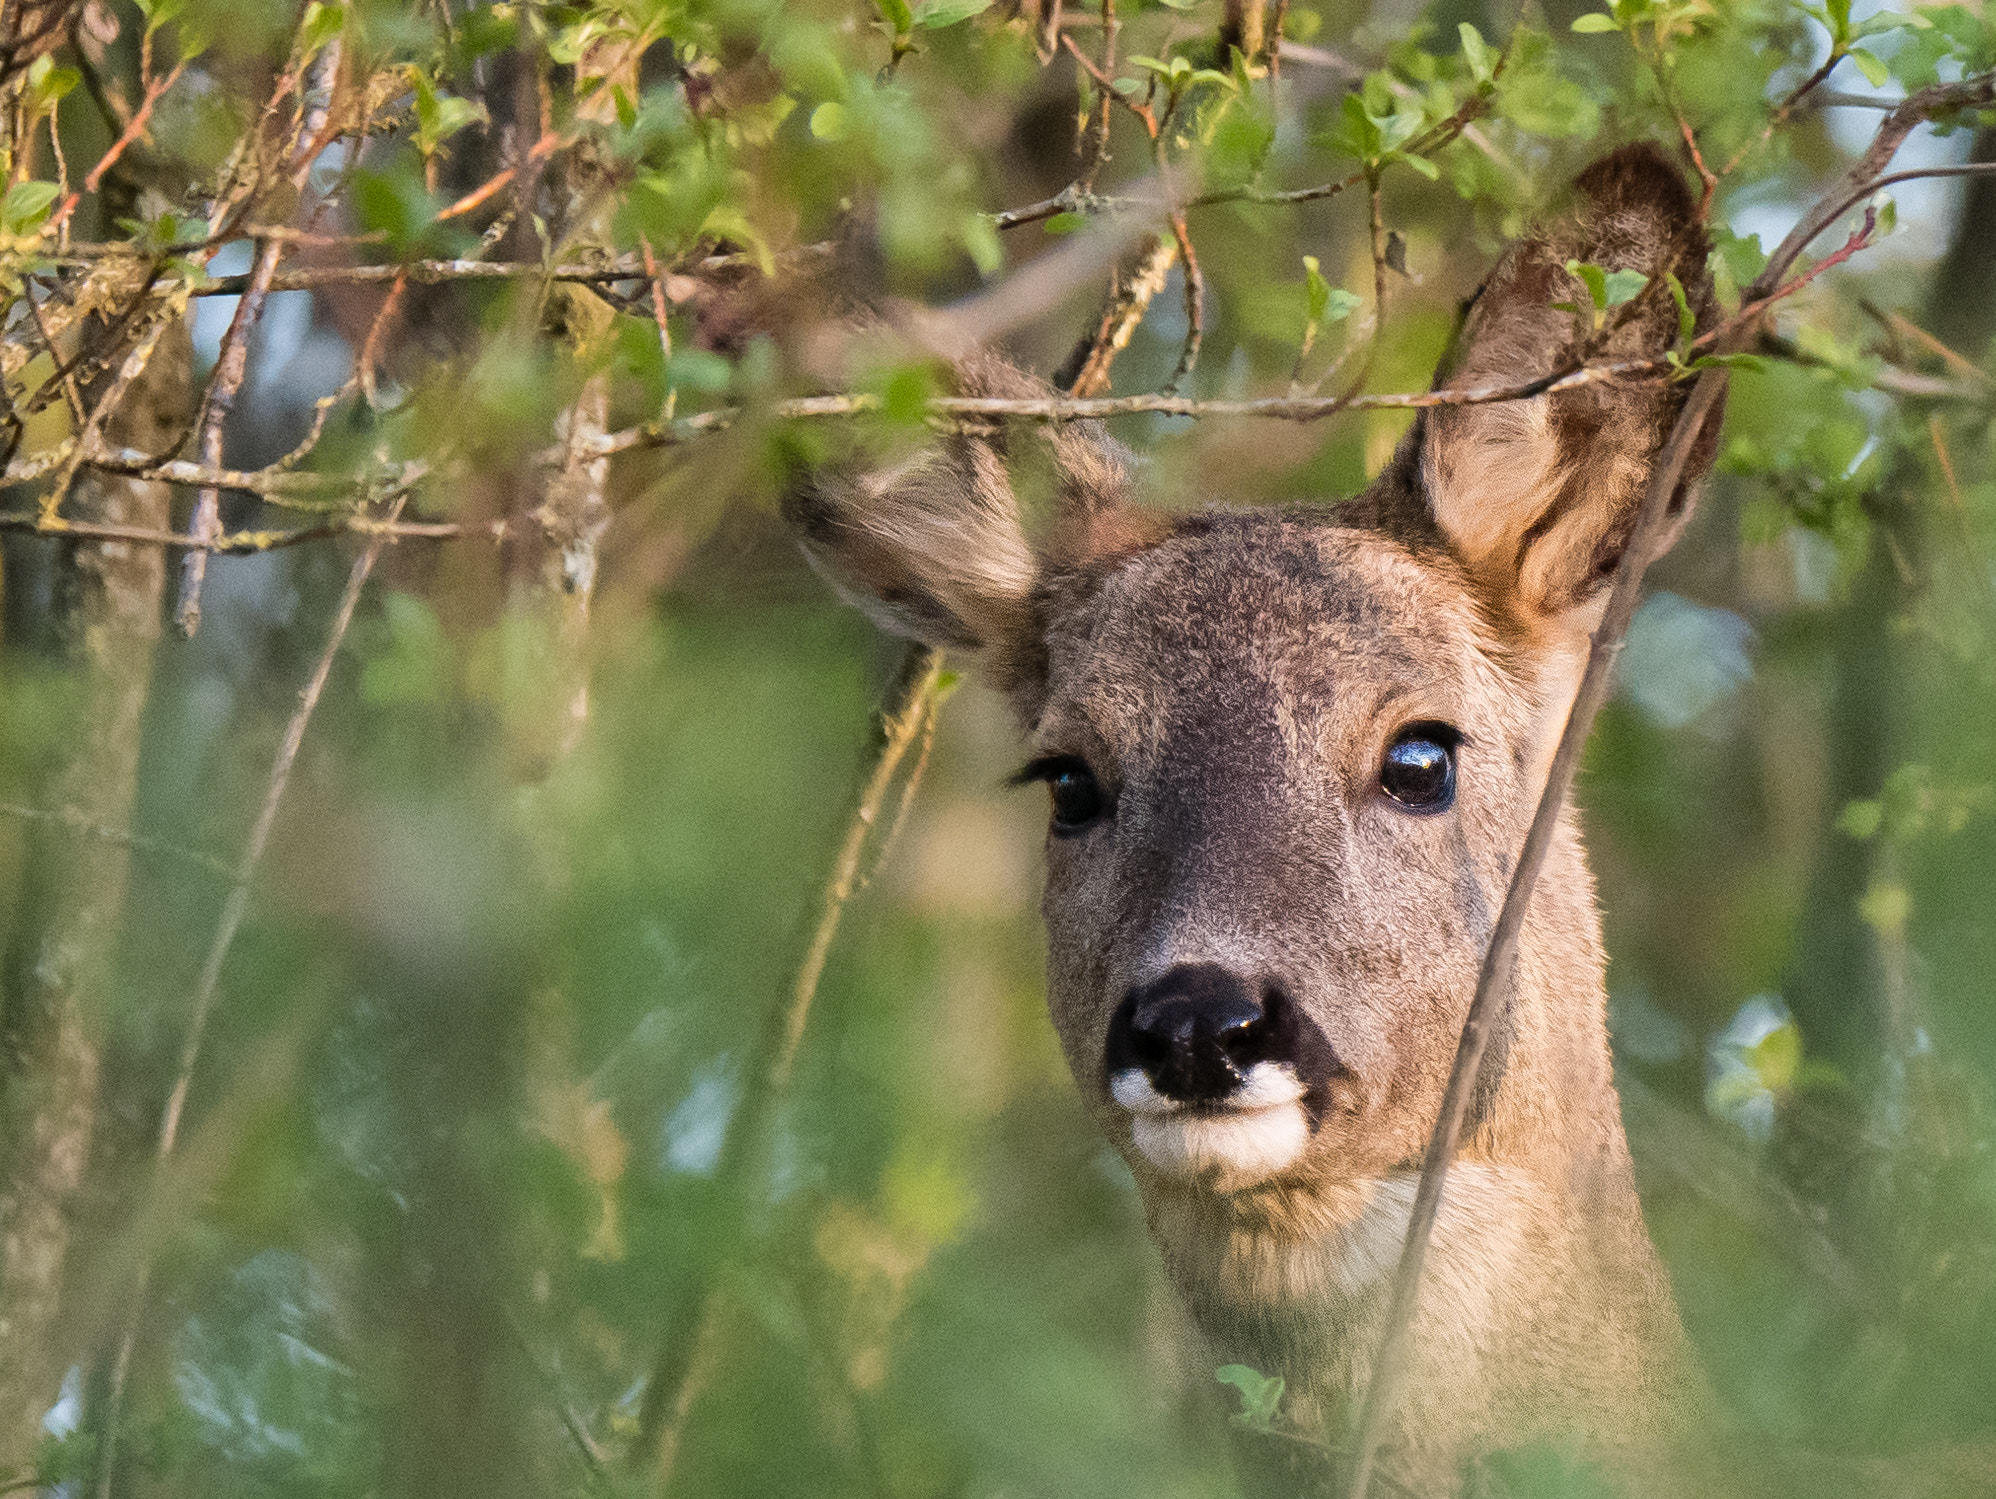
793;143;1724;1485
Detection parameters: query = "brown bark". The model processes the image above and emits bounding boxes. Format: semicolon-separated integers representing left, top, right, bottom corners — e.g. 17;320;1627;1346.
0;314;191;1465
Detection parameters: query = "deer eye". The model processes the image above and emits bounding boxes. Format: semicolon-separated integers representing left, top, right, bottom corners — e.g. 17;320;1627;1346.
1013;756;1107;834
1381;724;1459;813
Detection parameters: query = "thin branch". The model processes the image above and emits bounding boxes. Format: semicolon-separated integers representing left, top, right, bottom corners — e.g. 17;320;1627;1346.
1161;211;1203;394
1344;366;1731;1499
1754;72;1996;298
435;128;560;222
47;59;187;234
1721;48;1846;179
1345;71;1996;1499
631;645;945;1491
186;243;824;295
1059;232;1178;396
1929;414;1996;618
1082;0;1118;188
96;499;405;1499
175;234;288;634
0;501;490;553
0;803;233;880
1863;301;1995;387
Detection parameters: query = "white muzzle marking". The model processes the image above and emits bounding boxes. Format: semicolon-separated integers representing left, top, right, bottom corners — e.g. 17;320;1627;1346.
1111;1063;1310;1183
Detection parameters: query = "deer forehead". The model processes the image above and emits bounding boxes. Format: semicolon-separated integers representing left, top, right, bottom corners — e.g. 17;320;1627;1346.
1037;514;1524;772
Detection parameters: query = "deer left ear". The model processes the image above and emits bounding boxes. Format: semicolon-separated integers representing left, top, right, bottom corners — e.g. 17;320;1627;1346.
1420;143;1725;641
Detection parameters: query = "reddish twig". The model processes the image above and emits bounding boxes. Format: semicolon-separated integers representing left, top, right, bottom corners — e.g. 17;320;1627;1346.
1721;49;1845;180
46;59;187;233
436;129;559;222
358;270;408;410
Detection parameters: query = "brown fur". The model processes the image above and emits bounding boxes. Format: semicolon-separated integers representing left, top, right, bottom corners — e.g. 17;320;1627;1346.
789;143;1726;1492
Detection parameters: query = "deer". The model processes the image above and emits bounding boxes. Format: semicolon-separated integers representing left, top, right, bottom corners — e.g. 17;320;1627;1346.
789;143;1726;1493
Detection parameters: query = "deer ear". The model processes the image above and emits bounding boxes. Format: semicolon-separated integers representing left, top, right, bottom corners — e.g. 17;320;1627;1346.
1420;143;1723;640
787;355;1140;700
789;430;1037;653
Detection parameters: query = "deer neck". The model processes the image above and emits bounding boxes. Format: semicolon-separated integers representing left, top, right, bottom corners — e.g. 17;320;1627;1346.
1137;843;1681;1448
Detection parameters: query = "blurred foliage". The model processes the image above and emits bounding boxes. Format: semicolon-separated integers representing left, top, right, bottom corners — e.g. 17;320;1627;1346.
0;0;1992;1496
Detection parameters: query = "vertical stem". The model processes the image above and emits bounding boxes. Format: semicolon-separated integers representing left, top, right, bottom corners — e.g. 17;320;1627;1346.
1344;372;1727;1499
630;645;943;1491
94;499;405;1499
0;316;193;1471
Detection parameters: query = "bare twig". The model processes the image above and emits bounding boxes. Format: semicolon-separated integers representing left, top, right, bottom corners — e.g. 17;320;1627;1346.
1344;72;1996;1499
174;233;288;634
1162;210;1203;394
96;499;405;1499
435;128;559;222
1082;0;1118;188
1343;366;1731;1499
1721;48;1846;180
1060;232;1178;396
1754;72;1996;298
0;803;232;880
631;645;945;1492
47;59;187;234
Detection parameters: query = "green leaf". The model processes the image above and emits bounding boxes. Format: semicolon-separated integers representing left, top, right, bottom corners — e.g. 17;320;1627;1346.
1459;23;1494;84
879;363;935;423
1303;255;1331;325
913;0;994;27
1396;151;1441;180
1601;268;1648;307
1566;258;1609;310
2;180;60;237
1847;47;1890;87
1335;92;1382;159
1217;1365;1285;1433
1745;1021;1802;1093
666;348;734;393
875;0;914;33
412;73;488;156
1570;12;1621;32
26;56;79;109
1690;352;1769;372
1042;211;1087;234
1665;271;1696;350
960;212;1002;276
1859;879;1910;938
299;1;344;59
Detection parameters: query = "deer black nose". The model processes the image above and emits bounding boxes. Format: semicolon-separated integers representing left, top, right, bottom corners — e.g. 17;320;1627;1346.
1108;963;1280;1104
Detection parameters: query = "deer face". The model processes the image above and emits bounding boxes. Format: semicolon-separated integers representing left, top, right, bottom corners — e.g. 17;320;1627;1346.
1024;515;1544;1197
792;142;1722;1216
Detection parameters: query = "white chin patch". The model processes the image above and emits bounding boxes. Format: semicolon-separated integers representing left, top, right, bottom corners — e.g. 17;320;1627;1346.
1111;1063;1311;1183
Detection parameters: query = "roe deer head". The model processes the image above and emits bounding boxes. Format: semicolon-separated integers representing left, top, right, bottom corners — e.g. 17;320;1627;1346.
791;143;1725;1493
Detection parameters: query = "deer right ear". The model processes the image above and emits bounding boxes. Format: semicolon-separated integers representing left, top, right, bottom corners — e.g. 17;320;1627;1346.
787;429;1039;660
788;355;1152;704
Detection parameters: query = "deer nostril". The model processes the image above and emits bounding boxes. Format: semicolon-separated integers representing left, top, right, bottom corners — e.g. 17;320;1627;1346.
1110;963;1273;1105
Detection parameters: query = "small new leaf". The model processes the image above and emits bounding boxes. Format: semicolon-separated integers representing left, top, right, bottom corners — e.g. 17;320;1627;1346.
1304;255;1331;324
2;180;60;237
1665;271;1696;352
1571;12;1621;32
1459;22;1494;84
412;73;488;156
1217;1365;1285;1434
914;0;994;27
1847;47;1890;86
